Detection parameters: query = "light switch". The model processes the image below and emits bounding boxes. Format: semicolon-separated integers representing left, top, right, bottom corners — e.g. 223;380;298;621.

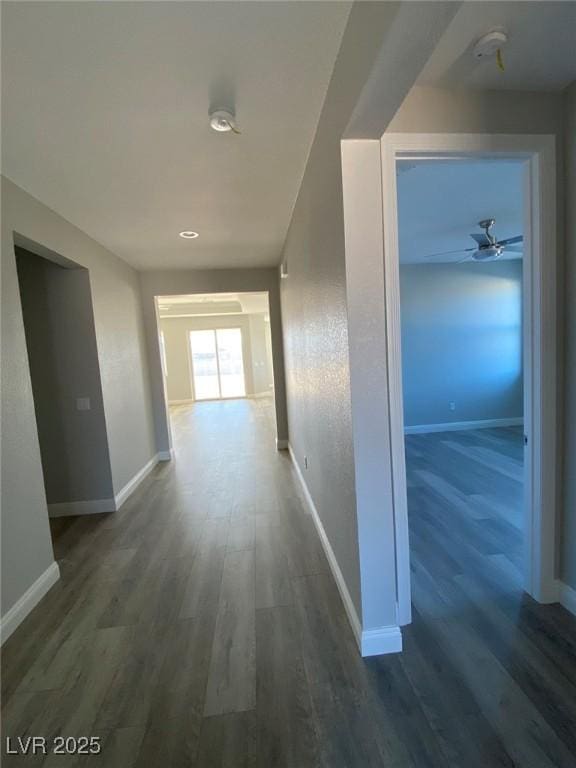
76;397;91;411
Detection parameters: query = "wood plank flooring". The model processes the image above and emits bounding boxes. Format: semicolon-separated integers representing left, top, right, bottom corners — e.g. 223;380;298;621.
2;403;575;767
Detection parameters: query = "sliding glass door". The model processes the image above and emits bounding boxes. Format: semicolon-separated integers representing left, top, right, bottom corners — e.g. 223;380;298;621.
215;328;246;398
189;327;246;400
189;330;220;400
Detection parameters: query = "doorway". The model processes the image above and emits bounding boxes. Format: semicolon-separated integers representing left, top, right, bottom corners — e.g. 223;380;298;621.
155;291;277;450
189;327;246;400
15;245;114;522
396;157;526;623
378;133;558;624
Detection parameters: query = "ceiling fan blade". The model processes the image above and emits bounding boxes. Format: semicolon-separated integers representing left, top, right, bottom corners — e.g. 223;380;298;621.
470;233;491;247
425;251;475;263
504;243;523;252
457;255;473;263
498;235;523;246
424;247;475;260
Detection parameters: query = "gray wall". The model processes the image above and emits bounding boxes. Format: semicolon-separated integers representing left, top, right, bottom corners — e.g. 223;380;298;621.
387;86;565;136
562;81;576;590
160;312;273;402
16;248;114;505
279;3;406;621
400;261;524;427
139;269;287;453
280;3;459;630
1;177;156;620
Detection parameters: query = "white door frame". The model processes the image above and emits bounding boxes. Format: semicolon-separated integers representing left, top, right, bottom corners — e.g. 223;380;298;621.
380;133;558;626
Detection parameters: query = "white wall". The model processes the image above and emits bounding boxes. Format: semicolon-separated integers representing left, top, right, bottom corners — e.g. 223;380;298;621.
400;260;524;427
1;177;156;621
16;248;114;506
249;314;274;395
160;312;273;402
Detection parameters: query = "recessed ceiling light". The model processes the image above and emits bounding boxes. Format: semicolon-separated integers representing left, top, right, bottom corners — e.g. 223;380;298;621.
179;230;199;239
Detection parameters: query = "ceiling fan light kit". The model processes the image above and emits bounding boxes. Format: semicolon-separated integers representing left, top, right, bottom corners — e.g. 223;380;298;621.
425;218;523;264
473;244;503;261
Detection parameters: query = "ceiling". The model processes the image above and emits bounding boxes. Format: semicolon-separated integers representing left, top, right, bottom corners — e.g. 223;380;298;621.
396;159;524;265
157;292;269;318
1;2;351;270
419;1;576;92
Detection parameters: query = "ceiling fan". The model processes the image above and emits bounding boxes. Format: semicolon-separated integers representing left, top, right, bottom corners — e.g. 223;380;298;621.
425;219;523;263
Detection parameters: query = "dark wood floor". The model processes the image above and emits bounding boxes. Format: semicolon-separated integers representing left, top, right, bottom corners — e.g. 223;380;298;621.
2;403;576;767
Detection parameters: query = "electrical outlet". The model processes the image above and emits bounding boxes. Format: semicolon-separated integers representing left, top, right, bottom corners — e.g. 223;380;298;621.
76;397;91;411
449;401;456;412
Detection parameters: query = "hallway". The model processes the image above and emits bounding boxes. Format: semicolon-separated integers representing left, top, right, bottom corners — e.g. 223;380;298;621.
2;400;576;767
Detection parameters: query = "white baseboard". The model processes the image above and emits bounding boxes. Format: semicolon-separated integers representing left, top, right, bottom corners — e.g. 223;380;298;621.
48;498;116;517
114;453;162;508
361;625;403;656
1;562;60;644
276;438;289;451
404;417;524;435
288;444;402;657
48;454;166;517
557;580;576;617
288;445;362;645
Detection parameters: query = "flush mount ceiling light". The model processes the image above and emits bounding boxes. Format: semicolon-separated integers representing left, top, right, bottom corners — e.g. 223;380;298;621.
209;109;240;134
179;230;199;239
